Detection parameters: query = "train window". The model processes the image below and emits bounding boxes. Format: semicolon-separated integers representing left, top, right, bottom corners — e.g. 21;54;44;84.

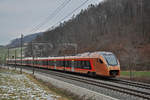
35;60;37;65
61;61;65;67
28;60;30;64
99;59;103;64
38;61;41;65
56;61;60;67
40;61;42;65
39;61;41;65
73;61;76;68
77;61;81;68
103;54;118;66
53;61;55;66
73;61;80;69
58;61;61;67
76;61;91;69
42;61;44;65
41;61;43;65
28;60;31;64
36;61;38;65
65;61;67;67
26;60;28;64
37;61;40;65
69;61;71;67
46;61;48;65
63;61;65;67
86;61;91;69
42;60;48;65
31;61;33;65
31;61;33;64
74;61;81;68
48;61;54;66
60;61;64;67
80;61;82;68
65;61;71;67
83;61;91;69
74;61;78;68
33;60;36;65
60;61;63;67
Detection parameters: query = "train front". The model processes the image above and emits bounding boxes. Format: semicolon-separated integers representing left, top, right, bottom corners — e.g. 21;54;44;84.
102;52;120;77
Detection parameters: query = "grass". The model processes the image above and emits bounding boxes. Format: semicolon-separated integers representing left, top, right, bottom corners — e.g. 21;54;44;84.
121;71;150;77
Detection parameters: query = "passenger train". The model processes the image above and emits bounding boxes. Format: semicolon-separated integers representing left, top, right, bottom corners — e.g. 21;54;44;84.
7;51;120;77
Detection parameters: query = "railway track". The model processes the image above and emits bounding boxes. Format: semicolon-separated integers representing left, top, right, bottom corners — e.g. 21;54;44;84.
39;69;150;100
109;78;150;90
8;66;150;100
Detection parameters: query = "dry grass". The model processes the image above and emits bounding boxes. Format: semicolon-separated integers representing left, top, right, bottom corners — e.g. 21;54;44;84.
26;74;68;100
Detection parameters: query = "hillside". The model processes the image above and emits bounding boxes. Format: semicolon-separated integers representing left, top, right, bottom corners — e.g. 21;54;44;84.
0;45;4;48
7;32;43;48
25;0;150;70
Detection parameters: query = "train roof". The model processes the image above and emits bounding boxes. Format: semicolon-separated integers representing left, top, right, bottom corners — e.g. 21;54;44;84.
8;51;114;60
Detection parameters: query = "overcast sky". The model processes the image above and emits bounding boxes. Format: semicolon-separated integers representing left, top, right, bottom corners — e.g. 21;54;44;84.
0;0;103;45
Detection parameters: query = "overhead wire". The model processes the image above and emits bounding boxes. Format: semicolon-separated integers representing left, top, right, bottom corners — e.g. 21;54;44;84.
47;0;90;30
30;0;71;33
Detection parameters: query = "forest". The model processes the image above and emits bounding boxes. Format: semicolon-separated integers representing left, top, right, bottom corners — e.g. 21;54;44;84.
25;0;150;70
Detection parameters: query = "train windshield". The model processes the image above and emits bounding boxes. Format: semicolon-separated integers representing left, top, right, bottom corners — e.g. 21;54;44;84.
103;54;118;66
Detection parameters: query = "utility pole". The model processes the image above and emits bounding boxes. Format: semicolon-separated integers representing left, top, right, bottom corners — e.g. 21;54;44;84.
31;42;35;75
15;49;17;70
7;47;9;69
4;54;7;66
0;57;1;66
129;59;132;80
20;34;23;74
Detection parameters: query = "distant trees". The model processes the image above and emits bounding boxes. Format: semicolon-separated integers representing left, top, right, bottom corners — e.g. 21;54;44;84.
25;0;150;70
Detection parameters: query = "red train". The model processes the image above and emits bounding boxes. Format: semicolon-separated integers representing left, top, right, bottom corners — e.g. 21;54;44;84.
7;51;120;77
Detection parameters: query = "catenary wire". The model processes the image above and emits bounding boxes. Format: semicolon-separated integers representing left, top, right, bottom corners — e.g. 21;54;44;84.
30;0;72;33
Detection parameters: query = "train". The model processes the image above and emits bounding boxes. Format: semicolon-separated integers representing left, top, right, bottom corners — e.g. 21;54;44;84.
7;51;120;77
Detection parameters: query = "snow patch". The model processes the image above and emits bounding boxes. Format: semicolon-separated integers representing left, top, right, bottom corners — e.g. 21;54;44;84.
0;71;60;100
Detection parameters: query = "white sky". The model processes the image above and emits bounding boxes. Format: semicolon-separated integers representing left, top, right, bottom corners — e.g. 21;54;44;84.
0;0;103;45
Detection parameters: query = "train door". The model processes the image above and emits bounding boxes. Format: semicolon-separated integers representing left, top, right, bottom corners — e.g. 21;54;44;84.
71;60;74;72
95;58;107;76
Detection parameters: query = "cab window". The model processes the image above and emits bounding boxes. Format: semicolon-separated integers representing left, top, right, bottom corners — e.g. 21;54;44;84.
98;59;103;64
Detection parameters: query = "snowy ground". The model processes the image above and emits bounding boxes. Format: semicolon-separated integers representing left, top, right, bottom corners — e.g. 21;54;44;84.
0;69;61;100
